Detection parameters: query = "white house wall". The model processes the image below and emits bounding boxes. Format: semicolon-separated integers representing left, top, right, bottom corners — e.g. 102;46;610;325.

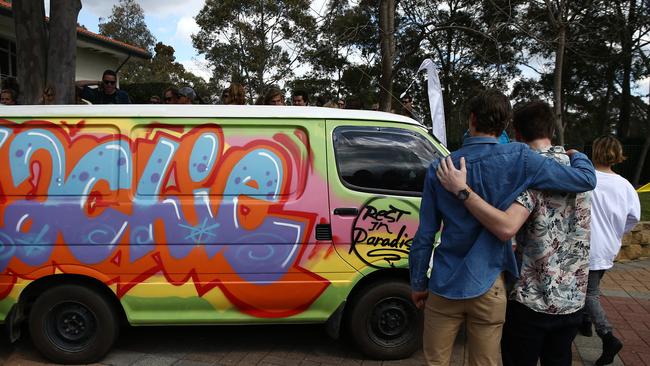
75;47;120;81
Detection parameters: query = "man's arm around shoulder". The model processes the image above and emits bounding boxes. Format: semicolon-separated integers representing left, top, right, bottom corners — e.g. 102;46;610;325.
437;156;531;241
527;149;596;193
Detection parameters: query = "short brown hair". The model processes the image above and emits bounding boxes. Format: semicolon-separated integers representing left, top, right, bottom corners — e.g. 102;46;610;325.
225;83;246;105
1;88;17;100
467;89;512;136
592;135;625;166
264;87;284;105
512;100;555;142
292;90;309;104
163;86;179;98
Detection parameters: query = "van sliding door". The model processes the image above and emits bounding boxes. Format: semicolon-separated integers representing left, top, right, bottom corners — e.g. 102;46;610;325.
123;119;335;322
325;122;444;274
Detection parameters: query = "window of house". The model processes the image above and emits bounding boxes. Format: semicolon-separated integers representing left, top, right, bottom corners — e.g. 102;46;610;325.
0;38;17;79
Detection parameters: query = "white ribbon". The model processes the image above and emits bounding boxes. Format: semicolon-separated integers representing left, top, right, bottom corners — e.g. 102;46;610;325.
417;59;447;146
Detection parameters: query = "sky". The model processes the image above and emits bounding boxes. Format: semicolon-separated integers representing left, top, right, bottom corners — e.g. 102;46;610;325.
71;0;329;82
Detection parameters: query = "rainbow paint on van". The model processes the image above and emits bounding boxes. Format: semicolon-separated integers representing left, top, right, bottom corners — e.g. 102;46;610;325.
0;105;446;363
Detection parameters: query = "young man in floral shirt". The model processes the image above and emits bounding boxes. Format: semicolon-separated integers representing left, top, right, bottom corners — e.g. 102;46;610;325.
436;100;591;366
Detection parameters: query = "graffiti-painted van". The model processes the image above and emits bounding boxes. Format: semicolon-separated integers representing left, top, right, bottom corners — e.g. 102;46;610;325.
0;105;447;363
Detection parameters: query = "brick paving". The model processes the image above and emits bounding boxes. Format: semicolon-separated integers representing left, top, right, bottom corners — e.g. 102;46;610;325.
574;259;650;366
1;258;650;365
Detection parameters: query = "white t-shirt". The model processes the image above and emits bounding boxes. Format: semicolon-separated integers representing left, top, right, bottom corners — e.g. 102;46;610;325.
589;170;641;270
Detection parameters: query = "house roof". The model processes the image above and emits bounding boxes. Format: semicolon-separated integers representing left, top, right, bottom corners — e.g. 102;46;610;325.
0;0;150;60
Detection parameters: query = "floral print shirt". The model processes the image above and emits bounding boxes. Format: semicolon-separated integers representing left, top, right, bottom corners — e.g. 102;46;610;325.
510;146;591;314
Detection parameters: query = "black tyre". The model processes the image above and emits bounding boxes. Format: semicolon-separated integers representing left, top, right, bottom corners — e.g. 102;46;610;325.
347;280;422;360
28;284;119;364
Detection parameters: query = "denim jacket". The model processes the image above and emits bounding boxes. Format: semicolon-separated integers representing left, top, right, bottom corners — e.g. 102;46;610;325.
409;137;596;299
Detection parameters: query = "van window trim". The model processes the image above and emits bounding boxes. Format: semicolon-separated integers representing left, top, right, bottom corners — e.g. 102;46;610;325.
332;126;439;198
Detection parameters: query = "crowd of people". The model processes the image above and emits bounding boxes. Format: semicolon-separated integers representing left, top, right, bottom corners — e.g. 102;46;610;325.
0;69;417;119
410;89;641;366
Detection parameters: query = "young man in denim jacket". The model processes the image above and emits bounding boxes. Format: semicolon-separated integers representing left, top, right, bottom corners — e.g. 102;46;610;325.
409;90;596;366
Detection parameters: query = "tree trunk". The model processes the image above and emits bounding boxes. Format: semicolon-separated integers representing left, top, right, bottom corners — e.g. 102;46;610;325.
257;0;266;96
378;0;395;112
632;80;650;186
12;0;47;104
633;135;650;186
618;50;632;138
598;62;616;134
47;0;82;104
553;23;567;145
617;0;636;139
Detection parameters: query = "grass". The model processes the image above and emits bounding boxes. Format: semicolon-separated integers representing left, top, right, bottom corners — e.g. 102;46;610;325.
641;192;650;222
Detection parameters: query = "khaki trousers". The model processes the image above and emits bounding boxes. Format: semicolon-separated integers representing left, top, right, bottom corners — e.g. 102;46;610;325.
423;274;507;366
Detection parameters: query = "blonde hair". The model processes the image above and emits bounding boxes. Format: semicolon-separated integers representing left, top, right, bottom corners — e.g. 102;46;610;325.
225;83;245;105
592;135;625;166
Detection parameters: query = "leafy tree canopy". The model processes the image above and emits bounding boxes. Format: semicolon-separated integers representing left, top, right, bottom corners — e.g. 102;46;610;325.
98;0;155;51
193;0;317;99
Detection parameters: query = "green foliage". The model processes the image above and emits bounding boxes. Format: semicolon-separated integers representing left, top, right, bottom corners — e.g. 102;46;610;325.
98;0;155;51
285;77;337;104
121;79;216;105
98;1;216;102
640;193;650;222
91;0;650;179
118;42;216;103
120;43;183;83
120;82;169;104
98;0;155;88
98;0;649;167
394;0;524;146
122;42;219;103
294;0;533;145
502;0;649;145
193;0;317;97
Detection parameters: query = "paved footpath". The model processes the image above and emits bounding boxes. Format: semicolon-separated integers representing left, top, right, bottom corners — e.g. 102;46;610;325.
574;259;650;366
2;258;650;366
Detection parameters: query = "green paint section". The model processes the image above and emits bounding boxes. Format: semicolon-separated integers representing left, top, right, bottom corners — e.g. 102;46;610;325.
297;281;351;318
122;284;348;325
0;297;16;323
122;295;217;324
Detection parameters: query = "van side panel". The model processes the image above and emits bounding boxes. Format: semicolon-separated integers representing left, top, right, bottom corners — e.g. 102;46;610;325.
0;117;356;324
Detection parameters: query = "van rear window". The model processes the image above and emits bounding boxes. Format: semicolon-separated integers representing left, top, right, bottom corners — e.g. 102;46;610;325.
333;127;440;195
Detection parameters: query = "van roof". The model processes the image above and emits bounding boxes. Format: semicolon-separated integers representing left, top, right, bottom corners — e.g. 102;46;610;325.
1;105;424;126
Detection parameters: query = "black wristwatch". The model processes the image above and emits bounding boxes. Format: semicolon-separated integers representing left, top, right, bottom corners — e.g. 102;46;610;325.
456;187;472;201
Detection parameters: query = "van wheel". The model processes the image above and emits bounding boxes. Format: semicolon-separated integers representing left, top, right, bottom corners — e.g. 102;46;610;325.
347;280;422;360
28;284;118;364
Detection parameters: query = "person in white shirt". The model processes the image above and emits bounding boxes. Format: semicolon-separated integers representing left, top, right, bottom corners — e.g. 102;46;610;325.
582;135;641;366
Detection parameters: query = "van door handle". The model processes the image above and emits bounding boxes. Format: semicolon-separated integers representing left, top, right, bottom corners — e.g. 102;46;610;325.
333;207;359;216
